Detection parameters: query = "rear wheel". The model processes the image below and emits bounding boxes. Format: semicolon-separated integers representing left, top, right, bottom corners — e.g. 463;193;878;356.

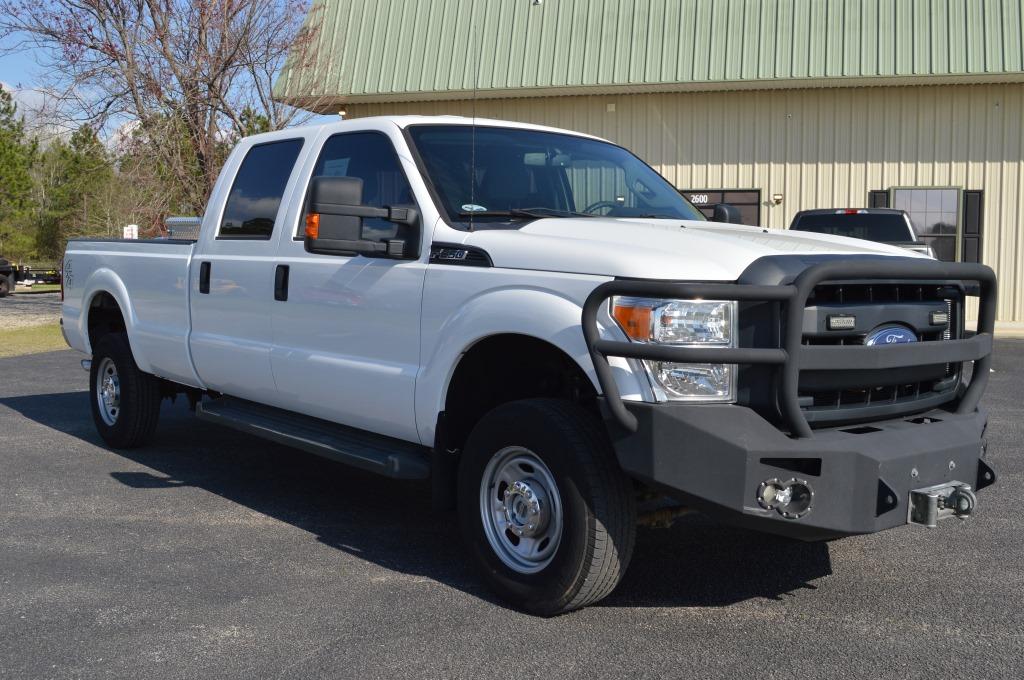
458;399;636;616
89;333;162;448
0;274;11;297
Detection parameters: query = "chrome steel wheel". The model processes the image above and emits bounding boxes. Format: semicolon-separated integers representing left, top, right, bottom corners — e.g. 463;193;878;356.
479;446;563;574
95;357;121;426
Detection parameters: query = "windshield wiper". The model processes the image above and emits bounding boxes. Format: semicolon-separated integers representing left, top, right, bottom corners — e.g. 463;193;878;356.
456;207;594;220
517;207;595;218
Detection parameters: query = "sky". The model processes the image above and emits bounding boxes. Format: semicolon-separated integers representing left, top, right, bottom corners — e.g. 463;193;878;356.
0;47;37;87
1;40;333;136
0;34;51;121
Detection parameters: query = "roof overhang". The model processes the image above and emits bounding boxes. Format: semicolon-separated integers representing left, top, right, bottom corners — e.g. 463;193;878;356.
281;73;1024;113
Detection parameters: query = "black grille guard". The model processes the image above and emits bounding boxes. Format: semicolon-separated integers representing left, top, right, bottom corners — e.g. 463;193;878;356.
582;260;997;438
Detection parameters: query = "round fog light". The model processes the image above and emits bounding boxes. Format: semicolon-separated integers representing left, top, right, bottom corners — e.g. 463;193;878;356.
757;478;814;519
757;479;788;511
777;480;813;519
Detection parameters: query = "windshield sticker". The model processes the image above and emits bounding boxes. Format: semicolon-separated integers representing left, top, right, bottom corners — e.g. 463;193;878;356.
461;204;487;212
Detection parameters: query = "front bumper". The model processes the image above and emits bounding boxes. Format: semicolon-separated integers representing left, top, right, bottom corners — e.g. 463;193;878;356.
607;400;994;541
583;257;998;541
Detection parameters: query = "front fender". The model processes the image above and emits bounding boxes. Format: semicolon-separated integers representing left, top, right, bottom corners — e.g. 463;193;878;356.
415;281;649;445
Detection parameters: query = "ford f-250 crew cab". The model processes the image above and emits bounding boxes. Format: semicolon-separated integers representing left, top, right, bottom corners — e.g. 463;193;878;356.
62;116;997;615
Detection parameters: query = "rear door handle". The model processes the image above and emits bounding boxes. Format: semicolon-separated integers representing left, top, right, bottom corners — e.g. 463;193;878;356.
274;264;289;301
199;261;211;294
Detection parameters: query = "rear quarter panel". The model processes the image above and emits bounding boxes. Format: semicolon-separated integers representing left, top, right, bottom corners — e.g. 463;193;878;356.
62;240;201;387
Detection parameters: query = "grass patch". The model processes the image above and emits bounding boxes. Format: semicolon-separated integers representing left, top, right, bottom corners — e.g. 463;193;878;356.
0;323;68;358
16;283;61;294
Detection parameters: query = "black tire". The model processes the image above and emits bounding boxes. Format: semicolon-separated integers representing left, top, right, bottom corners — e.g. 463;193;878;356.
458;399;636;616
89;333;162;448
0;274;11;297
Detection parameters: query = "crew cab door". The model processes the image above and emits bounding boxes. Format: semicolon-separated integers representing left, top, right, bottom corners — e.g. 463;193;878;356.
189;137;307;401
269;127;427;442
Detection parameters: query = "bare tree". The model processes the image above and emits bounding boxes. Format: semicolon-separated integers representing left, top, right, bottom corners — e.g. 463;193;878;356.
0;0;326;215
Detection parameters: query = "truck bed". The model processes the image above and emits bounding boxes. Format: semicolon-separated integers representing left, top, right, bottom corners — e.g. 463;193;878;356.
62;239;200;388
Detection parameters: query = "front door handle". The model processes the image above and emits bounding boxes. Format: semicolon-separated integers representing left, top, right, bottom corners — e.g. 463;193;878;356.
199;261;211;294
274;264;289;301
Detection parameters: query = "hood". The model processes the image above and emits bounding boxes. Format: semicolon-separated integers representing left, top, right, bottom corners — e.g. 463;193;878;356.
460;218;924;280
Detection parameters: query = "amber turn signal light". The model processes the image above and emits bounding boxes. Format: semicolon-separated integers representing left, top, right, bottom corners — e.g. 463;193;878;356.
611;302;652;341
304;213;320;239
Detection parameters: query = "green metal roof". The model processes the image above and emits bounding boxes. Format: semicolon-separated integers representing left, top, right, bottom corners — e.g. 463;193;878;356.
275;0;1024;107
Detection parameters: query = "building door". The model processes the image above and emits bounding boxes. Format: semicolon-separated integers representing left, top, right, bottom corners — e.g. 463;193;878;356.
680;189;761;226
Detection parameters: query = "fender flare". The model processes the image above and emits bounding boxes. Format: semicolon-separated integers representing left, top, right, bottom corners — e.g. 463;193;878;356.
78;268;154;374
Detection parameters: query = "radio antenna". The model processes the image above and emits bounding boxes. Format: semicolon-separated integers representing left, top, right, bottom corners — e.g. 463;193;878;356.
468;16;481;231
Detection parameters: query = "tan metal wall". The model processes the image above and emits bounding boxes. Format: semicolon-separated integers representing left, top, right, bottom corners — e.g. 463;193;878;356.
346;83;1024;322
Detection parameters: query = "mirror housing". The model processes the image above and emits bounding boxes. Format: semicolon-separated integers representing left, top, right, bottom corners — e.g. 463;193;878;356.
711;203;742;224
304;176;418;258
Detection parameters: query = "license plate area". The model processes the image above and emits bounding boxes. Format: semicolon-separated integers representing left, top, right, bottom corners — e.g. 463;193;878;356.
908;481;977;528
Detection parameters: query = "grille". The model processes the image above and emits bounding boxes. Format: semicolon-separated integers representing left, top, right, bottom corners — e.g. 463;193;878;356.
806;282;960;306
797;282;962;424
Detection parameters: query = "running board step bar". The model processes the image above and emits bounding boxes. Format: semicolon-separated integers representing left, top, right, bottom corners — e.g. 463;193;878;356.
195;397;429;480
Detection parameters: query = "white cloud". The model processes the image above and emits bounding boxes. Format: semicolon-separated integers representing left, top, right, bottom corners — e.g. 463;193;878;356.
0;80;73;142
106;119;141;153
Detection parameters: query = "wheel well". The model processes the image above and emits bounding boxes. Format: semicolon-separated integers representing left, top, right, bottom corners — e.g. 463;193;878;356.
440;334;598;453
87;292;127;351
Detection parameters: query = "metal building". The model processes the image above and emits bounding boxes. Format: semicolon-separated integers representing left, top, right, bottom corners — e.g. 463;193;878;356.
275;0;1024;327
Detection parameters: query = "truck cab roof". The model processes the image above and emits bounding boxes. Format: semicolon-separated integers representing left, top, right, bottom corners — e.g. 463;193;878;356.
246;115;609;145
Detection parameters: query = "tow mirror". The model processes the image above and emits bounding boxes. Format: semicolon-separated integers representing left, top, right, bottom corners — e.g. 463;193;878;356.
711;203;742;224
304;175;418;258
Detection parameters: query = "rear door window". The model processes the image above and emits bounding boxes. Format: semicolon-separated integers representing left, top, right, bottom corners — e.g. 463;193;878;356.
219;139;304;239
793;214;913;243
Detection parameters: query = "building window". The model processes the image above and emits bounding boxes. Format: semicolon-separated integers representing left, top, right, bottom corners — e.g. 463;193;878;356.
680;189;761;226
891;188;959;262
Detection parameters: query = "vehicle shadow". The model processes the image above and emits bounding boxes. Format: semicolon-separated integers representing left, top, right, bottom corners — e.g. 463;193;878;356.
1;390;833;610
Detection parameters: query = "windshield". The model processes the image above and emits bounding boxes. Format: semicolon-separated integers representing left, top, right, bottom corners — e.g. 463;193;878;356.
792;213;915;243
407;125;705;226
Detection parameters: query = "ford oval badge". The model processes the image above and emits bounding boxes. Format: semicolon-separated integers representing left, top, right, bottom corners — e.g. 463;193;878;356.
864;326;918;346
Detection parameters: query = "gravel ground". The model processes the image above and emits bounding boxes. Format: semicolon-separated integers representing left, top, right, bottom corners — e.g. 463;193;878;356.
1;292;63;329
0;345;1022;679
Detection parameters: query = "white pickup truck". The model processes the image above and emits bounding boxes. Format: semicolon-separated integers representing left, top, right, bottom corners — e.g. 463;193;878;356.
62;116;997;615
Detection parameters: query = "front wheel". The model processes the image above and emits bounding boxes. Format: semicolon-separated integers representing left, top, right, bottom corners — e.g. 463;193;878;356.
0;274;11;297
89;333;162;448
458;399;636;616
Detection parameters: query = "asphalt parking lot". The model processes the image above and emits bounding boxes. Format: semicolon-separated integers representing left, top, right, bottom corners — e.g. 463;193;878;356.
1;345;1022;679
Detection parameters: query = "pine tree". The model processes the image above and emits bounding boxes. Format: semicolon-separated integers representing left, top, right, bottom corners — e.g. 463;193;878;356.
0;88;35;259
35;125;114;256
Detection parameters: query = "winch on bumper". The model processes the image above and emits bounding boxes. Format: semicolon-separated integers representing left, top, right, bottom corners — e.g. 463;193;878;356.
582;258;998;542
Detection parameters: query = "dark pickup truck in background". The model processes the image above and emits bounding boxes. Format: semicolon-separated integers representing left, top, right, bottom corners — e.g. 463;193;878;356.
789;208;936;258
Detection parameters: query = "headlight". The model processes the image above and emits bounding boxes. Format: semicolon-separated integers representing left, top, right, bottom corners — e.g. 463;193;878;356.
611;297;736;402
